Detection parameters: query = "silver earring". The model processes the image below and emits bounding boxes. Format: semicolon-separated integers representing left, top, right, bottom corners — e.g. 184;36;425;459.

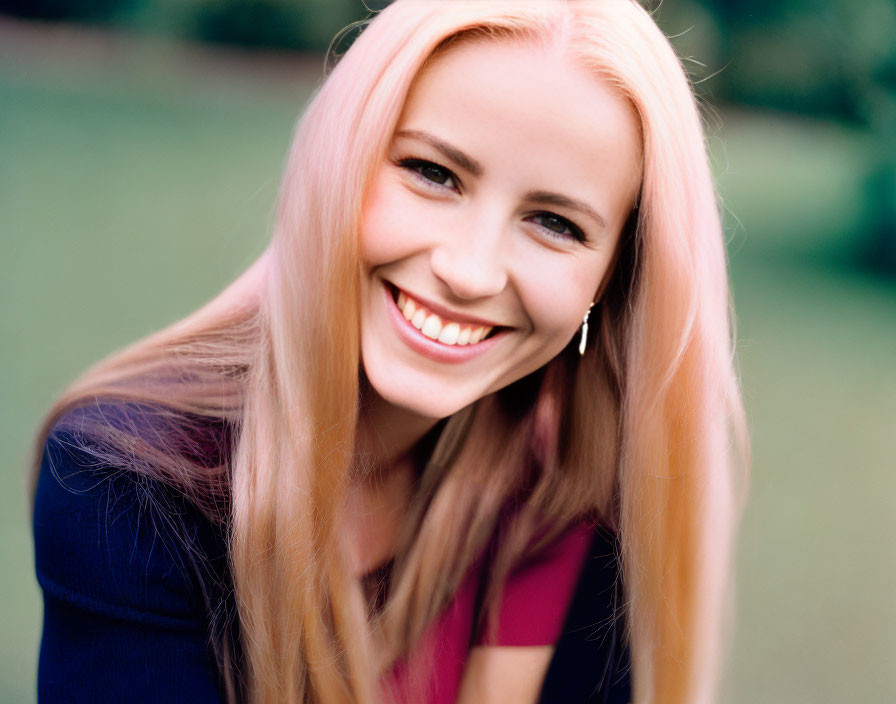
578;302;595;356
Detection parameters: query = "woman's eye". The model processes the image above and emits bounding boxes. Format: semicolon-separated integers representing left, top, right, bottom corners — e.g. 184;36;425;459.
398;159;458;190
529;212;586;243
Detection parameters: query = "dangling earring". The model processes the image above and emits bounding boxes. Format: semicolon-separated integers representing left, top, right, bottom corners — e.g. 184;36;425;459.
578;302;595;356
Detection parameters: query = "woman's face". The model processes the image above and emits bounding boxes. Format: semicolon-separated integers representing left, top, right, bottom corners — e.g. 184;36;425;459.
359;39;642;421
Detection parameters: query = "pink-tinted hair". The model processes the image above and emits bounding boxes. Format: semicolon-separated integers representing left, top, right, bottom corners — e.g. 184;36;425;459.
31;2;749;702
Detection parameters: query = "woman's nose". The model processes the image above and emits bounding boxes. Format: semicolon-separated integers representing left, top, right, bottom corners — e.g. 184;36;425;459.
429;215;509;300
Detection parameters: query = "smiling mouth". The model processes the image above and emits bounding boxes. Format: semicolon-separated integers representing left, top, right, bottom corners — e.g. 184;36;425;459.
387;284;503;347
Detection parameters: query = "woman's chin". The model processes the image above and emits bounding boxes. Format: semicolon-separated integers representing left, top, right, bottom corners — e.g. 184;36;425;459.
362;365;475;423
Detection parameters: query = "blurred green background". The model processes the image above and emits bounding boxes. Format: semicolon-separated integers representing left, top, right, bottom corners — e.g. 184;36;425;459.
1;1;894;702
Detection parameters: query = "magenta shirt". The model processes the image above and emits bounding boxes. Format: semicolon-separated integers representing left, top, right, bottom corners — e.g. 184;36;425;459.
382;521;593;703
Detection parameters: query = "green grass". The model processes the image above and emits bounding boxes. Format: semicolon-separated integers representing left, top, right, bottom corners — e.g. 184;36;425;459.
714;113;896;703
2;33;894;704
722;258;896;703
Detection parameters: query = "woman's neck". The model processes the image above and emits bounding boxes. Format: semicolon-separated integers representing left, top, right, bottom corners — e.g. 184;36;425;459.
355;382;441;480
345;384;442;577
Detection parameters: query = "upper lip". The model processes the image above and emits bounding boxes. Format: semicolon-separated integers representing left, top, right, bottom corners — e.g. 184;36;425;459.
389;283;506;329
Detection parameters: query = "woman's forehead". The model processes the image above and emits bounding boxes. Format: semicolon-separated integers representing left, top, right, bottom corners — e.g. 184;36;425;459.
393;38;643;227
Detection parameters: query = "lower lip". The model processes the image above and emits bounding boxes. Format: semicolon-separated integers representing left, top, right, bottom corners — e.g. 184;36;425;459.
383;284;505;364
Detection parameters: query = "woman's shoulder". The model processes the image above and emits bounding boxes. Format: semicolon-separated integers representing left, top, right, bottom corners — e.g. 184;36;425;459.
33;403;235;701
32;403;230;629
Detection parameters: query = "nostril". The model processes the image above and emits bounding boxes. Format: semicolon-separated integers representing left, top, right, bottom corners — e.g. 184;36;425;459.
430;248;509;300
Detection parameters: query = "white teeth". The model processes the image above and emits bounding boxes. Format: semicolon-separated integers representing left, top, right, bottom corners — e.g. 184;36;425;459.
402;298;416;321
395;288;498;346
438;322;460;345
469;326;492;343
411;308;426;329
421;314;442;339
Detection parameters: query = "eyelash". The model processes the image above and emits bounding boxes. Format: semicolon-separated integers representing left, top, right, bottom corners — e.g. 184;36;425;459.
526;212;586;243
397;158;459;192
396;157;587;244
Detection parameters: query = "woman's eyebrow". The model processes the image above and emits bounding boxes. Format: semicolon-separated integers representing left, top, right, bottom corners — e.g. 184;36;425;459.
524;190;607;231
394;129;607;230
394;129;483;177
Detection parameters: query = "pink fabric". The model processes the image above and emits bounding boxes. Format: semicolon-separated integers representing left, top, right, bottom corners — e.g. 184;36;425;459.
477;521;593;647
382;521;592;704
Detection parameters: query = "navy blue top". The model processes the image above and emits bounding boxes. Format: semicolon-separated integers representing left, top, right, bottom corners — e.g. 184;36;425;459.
32;422;629;703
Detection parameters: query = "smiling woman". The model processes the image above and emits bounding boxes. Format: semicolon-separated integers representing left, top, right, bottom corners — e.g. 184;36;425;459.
29;2;749;704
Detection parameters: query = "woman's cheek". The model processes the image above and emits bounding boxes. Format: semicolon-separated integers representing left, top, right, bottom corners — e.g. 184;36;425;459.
517;253;598;342
361;182;435;267
360;194;407;266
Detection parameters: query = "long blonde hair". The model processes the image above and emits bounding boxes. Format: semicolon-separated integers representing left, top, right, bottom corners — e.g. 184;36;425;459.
31;2;749;703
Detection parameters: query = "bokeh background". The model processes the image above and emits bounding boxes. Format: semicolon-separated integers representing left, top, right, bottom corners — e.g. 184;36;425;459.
2;1;894;702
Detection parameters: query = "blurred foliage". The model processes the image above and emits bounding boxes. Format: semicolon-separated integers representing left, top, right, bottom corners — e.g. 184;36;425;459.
0;0;134;22
190;0;365;51
4;0;895;122
654;0;896;275
0;0;365;50
194;0;324;50
660;0;896;128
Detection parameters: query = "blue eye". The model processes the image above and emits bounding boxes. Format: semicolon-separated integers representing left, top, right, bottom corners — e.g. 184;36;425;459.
398;159;458;190
528;212;586;243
